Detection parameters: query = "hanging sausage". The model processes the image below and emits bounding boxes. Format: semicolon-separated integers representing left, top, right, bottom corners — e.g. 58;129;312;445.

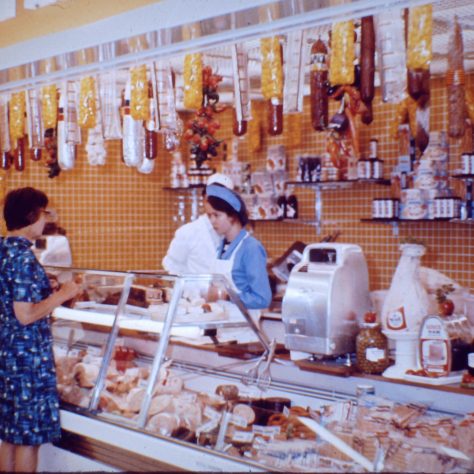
360;16;375;125
310;37;329;131
447;16;466;138
406;5;432;107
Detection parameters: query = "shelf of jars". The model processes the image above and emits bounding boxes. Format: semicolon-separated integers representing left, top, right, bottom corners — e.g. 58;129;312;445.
452;174;474;180
285;178;391;190
360;217;474;236
282;178;391;235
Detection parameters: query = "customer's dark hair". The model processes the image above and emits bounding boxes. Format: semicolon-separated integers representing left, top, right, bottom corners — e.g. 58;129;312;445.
207;185;249;226
3;187;48;231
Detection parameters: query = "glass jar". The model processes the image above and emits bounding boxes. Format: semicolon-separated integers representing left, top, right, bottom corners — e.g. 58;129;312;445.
356;315;390;374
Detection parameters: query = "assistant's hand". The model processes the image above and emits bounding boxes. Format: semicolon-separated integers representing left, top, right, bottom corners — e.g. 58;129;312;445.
57;280;81;306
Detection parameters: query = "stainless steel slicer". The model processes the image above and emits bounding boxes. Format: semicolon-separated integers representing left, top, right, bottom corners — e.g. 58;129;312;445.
282;243;371;357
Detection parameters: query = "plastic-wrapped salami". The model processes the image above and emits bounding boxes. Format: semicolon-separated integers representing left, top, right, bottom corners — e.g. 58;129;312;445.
99;71;123;140
78;76;97;129
446;17;466;138
86;126;106;166
329;21;355;86
154;61;178;131
57;85;76;171
122;80;144;168
283;30;306;115
9;91;26;147
85;84;106;167
130;64;149;121
374;9;407;103
25;88;44;150
64;80;81;146
145;92;158;159
137;157;155;174
41;84;58;130
0;95;11;169
183;53;203;110
406;5;432;105
231;43;251;136
310;38;329;131
260;36;283;135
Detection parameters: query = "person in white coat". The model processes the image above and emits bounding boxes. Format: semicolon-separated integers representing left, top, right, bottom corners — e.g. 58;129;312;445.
162;173;234;274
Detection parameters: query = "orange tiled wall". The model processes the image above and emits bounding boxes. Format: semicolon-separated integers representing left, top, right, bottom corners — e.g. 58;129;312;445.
1;74;473;292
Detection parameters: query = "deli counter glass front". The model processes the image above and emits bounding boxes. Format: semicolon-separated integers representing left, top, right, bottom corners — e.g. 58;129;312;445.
46;267;474;473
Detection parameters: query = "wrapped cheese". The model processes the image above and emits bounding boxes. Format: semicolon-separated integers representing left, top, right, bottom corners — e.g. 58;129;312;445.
41;84;58;130
374;10;407;103
329;21;355;86
407;5;432;70
78;76;97;129
248;101;263;152
130;64;149;121
9;91;26;145
260;36;283;101
183;53;203;110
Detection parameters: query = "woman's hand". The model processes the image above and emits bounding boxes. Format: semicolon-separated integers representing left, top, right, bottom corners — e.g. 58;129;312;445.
57;280;81;305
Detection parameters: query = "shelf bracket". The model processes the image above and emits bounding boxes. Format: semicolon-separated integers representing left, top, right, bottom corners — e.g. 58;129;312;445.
390;221;399;236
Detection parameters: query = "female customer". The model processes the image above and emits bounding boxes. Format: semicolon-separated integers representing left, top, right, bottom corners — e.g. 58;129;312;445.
204;183;272;322
0;187;79;473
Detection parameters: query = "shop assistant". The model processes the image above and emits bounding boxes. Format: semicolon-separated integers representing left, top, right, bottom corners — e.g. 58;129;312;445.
162;173;234;274
0;187;80;473
205;183;272;313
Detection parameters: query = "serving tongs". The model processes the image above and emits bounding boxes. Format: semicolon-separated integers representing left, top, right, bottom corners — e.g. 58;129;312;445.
240;338;277;390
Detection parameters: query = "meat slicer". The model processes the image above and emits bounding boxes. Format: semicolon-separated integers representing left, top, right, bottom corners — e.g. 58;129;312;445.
282;243;371;358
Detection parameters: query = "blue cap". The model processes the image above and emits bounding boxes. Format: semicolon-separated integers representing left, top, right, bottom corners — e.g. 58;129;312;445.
206;184;241;212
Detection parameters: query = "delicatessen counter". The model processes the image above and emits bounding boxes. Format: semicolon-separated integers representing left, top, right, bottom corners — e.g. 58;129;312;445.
41;266;474;473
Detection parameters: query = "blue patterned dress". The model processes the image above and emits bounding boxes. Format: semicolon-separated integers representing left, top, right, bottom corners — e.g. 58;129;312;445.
0;236;61;446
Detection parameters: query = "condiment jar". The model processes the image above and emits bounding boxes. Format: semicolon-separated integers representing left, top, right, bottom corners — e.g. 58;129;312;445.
356;312;390;374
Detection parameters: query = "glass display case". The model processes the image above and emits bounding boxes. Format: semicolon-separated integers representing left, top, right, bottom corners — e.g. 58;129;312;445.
47;266;474;473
